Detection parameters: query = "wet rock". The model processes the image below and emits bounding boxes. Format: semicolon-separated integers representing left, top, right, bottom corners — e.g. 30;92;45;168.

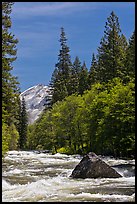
70;152;122;178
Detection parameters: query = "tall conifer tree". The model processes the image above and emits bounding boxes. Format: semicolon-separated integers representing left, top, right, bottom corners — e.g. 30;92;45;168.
125;31;135;82
69;56;82;94
50;27;72;104
88;53;98;88
18;97;28;150
2;2;20;125
96;11;127;83
78;61;88;95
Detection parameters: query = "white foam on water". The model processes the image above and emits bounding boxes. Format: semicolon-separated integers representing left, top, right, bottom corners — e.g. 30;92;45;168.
2;151;135;202
68;192;135;202
2;176;135;202
7;169;23;175
2;179;12;191
101;156;135;166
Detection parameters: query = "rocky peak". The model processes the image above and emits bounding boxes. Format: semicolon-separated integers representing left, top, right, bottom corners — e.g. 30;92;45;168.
20;84;52;124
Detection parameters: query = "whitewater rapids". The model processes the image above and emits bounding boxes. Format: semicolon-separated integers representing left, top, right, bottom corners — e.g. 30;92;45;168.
2;151;135;202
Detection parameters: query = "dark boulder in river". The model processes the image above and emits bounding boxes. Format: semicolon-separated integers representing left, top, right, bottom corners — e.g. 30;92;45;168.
70;152;122;178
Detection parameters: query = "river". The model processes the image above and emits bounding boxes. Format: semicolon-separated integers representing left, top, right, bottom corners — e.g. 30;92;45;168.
2;150;135;202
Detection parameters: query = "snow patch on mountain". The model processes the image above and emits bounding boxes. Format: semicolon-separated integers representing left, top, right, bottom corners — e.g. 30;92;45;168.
20;84;52;124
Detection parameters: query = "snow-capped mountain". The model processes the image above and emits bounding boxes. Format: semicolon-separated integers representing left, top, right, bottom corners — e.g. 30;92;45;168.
20;84;52;124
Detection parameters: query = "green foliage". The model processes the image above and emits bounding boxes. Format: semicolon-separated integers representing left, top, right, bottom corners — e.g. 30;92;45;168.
18;97;28;150
2;122;20;157
28;78;135;157
50;27;72;104
2;2;20;126
96;11;128;83
85;78;135;157
36;144;44;150
125;31;135;82
26;11;135;158
57;147;72;154
69;56;82;94
2;2;20;157
88;53;98;87
9;123;19;150
2;120;21;157
2;122;11;157
78;61;89;95
50;28;90;106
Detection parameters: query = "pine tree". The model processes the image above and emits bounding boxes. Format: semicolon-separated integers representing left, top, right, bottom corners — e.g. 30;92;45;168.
18;97;28;150
2;2;20;156
69;56;82;94
78;61;88;95
96;11;127;83
2;2;20;125
50;27;72;104
88;53;98;88
117;33;128;80
125;31;135;82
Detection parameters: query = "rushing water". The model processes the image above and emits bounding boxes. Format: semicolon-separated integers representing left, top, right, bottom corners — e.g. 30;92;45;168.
2;150;135;202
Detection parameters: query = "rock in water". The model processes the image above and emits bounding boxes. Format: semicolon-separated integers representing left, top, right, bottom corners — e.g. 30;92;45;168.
70;152;122;178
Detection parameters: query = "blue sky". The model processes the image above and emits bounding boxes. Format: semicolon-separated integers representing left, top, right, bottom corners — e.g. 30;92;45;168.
10;2;135;92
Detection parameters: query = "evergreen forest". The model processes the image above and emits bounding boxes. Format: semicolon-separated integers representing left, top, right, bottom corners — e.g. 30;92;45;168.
2;3;135;158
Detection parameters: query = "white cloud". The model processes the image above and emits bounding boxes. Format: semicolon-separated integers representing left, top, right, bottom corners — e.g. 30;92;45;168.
15;29;59;60
11;2;96;18
11;2;135;19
